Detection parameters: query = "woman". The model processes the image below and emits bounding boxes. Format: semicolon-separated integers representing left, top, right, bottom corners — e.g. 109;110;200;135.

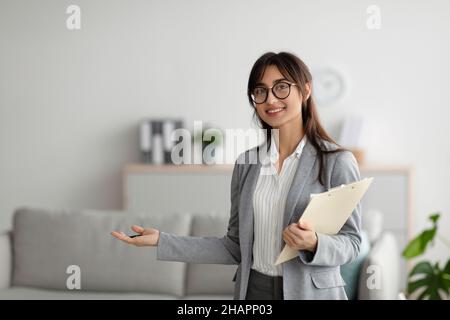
111;51;362;300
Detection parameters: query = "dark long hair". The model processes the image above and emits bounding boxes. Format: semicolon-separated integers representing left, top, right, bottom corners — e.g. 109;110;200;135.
247;51;346;186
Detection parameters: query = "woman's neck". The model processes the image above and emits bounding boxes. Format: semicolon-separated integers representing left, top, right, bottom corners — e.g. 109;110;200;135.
272;121;305;158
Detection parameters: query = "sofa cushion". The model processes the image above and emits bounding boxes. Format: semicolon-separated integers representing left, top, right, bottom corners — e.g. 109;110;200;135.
357;232;400;300
0;287;176;300
12;207;191;296
340;230;370;299
186;214;236;295
0;231;12;289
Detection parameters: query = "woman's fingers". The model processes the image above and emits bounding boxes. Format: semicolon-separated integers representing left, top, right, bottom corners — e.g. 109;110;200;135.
283;225;305;249
111;230;128;237
282;229;295;247
288;223;305;239
299;220;314;231
110;231;123;239
110;231;136;245
131;225;144;234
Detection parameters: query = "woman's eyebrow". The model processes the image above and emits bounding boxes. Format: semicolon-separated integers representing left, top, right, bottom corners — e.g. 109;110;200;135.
255;78;288;86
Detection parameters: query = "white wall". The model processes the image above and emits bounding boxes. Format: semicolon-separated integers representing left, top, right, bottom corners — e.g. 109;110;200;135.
1;0;449;264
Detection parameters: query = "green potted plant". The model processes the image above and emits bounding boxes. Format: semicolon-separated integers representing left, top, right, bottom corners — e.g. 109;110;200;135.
402;212;450;299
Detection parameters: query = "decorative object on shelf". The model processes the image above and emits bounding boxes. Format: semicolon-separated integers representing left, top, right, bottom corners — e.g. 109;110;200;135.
139;118;184;164
402;212;450;300
312;67;346;106
192;123;224;165
338;115;366;166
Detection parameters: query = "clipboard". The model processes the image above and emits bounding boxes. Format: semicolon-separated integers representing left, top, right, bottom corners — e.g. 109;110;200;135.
275;177;374;265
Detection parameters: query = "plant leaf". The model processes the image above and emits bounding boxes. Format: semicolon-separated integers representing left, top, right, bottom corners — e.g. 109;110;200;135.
403;212;440;259
409;261;433;277
402;237;422;259
444;259;450;274
408;278;429;293
440;259;450;292
438;274;449;295
429;289;441;300
429;213;440;224
402;228;437;259
417;288;429;300
422;229;437;245
408;261;449;300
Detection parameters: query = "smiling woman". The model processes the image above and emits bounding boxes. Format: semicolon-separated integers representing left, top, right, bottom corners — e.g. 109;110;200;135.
112;51;362;300
247;52;347;184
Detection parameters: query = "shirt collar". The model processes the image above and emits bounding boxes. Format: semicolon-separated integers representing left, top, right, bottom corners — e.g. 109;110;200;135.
268;133;307;164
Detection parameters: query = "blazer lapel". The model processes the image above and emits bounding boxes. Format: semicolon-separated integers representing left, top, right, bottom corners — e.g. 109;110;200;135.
282;140;317;229
239;158;262;263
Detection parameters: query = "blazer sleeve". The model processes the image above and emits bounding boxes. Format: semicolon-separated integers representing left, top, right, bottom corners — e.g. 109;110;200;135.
298;151;362;267
156;160;242;265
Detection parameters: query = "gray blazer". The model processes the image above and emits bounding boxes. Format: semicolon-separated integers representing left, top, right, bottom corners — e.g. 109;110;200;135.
157;139;362;300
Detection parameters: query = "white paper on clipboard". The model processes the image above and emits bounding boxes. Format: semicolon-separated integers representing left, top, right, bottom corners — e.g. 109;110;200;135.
275;177;374;265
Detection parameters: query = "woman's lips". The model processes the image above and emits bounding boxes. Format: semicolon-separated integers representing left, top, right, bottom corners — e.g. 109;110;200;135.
266;106;287;117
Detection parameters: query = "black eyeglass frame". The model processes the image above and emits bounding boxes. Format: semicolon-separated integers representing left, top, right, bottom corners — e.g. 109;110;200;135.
251;81;298;104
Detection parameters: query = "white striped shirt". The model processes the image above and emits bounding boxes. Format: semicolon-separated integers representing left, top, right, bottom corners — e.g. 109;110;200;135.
251;134;307;276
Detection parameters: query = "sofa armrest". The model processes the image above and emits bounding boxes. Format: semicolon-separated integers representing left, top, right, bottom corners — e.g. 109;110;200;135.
0;231;12;289
357;232;401;300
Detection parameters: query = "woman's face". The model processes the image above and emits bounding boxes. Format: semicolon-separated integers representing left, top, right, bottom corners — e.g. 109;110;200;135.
253;65;309;129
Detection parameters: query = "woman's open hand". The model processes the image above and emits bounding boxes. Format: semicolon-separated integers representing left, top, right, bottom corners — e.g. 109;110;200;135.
282;220;318;252
111;225;160;247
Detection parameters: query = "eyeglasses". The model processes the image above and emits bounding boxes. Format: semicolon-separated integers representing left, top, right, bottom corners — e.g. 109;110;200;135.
251;81;298;104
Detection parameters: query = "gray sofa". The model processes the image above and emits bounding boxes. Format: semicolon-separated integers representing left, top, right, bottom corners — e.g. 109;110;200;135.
0;207;400;299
